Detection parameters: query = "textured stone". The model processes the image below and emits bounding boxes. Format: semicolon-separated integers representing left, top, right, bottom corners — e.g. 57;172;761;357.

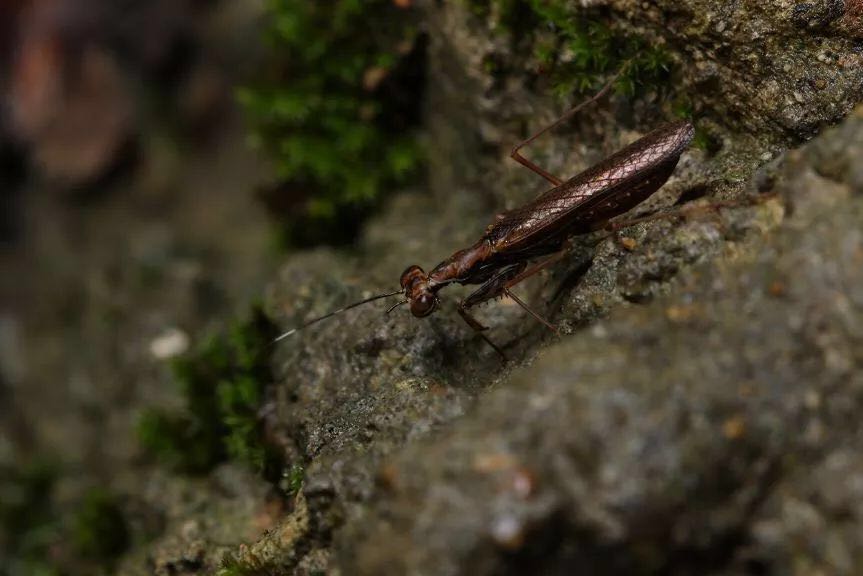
255;2;863;573
336;107;863;576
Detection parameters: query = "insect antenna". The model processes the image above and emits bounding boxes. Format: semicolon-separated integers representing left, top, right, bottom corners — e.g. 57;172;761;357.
273;289;402;343
385;300;408;314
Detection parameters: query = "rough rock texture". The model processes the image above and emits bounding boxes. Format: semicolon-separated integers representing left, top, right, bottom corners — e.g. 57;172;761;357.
602;0;863;141
337;109;863;575
241;1;863;574
11;0;851;572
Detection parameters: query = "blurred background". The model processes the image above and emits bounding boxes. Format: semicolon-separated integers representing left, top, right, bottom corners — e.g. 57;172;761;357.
0;0;425;573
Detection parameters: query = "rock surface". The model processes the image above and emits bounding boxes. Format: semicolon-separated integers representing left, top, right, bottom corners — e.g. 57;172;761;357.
337;108;863;576
603;0;863;141
4;1;860;574
241;2;863;574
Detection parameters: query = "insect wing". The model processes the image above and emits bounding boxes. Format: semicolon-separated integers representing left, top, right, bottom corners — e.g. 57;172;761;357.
489;121;694;252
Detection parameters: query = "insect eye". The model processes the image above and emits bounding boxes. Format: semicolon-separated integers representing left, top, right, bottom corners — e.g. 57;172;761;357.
410;293;437;318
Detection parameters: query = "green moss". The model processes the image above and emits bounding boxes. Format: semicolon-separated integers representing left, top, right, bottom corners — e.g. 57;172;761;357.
691;128;722;155
671;95;721;155
672;93;695;120
241;0;426;247
217;557;263;576
136;410;221;474
283;463;305;495
467;0;540;34
466;0;490;18
69;489;129;564
468;0;675;100
137;306;284;480
0;460;62;576
0;462;129;576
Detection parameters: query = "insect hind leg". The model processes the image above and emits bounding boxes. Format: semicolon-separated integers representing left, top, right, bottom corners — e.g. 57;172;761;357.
510;61;632;188
605;192;778;235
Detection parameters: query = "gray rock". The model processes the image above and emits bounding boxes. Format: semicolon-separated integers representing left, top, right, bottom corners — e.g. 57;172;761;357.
335;107;863;575
250;2;863;574
600;0;862;141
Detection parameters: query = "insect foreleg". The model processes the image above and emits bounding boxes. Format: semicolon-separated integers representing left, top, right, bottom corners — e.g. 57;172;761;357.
458;260;558;347
456;305;506;360
502;241;576;290
461;263;527;309
456;264;529;360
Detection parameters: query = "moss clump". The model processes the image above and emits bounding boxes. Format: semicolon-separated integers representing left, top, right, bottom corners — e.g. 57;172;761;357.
0;462;129;576
466;0;540;35
0;460;61;576
468;0;675;99
690;128;723;155
284;463;304;495
137;306;284;480
671;95;722;155
217;557;264;576
240;0;426;247
69;489;130;564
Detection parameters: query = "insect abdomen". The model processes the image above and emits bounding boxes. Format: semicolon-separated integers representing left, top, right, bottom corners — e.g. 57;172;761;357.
487;120;694;251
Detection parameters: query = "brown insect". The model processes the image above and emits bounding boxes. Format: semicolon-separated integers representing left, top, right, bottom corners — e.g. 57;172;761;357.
275;72;694;357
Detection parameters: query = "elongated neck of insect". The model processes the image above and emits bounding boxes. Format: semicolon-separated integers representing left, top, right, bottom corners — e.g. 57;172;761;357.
429;240;492;285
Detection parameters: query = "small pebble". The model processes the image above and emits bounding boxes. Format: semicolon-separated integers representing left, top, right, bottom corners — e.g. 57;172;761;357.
510;468;536;499
805;390;821;410
722;415;746;439
619;236;638;251
767;280;787;297
491;515;524;549
150;327;189;359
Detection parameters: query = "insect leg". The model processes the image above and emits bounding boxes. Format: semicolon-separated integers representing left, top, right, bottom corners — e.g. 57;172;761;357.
456;264;530;359
503;288;559;335
605;193;778;234
510;61;631;187
457;305;507;360
461;263;528;309
457;302;489;331
502;243;575;289
460;258;561;339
